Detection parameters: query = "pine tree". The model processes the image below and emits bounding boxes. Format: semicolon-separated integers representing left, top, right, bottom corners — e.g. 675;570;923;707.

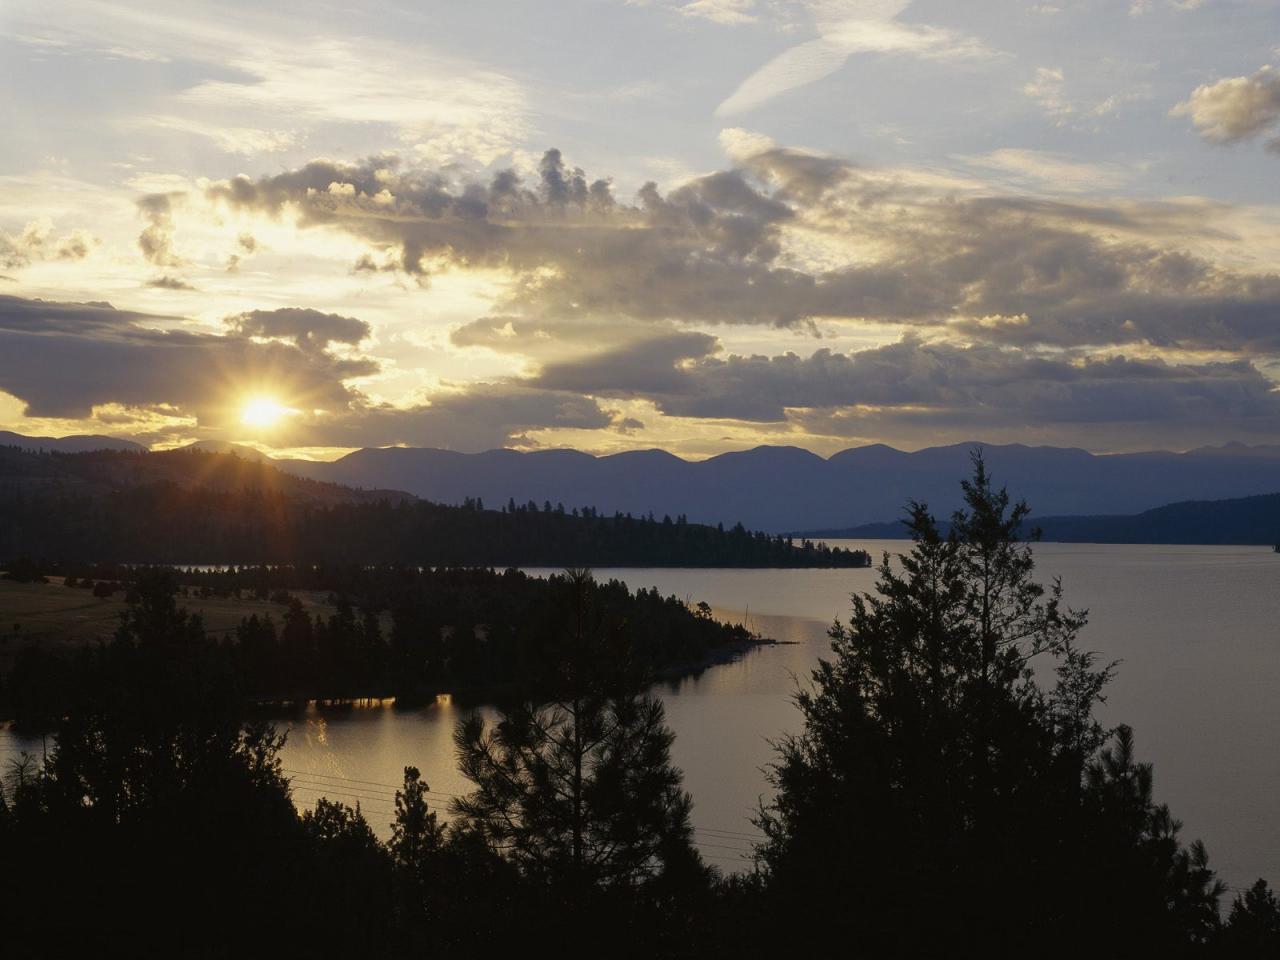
1218;878;1280;955
756;453;1221;956
391;765;443;874
450;570;701;897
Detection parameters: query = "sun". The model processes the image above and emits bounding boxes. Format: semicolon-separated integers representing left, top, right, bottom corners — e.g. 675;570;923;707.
240;397;291;429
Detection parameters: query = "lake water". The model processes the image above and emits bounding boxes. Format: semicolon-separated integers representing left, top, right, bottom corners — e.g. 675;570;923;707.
4;541;1278;886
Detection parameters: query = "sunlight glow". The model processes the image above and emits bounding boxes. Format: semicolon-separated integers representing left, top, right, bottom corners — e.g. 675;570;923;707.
240;397;292;429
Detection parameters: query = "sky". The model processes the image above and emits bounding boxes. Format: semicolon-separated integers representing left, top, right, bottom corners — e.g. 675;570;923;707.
1;0;1279;460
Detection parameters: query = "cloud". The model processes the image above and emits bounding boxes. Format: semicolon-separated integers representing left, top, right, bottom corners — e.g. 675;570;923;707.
225;233;258;272
538;331;721;397
1022;67;1137;129
1023;66;1072;123
960;149;1132;192
145;275;196;291
202;148;785;287
535;331;1280;439
7;5;531;165
1131;0;1205;14
0;295;614;452
1173;66;1280;149
716;1;994;116
719;127;778;162
675;0;759;24
450;315;670;360
141;115;299;154
280;384;615;452
0;218;98;269
193;146;1280;357
136;192;183;266
0;295;373;420
173;36;529;165
226;308;371;352
7;283;1275;452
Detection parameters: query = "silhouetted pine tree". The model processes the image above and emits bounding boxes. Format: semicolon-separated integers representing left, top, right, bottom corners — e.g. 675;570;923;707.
449;569;708;952
391;765;443;875
753;453;1222;957
1217;878;1280;956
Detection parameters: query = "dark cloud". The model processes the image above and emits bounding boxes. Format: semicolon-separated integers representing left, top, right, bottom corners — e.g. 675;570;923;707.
538;331;719;396
196;147;1280;355
535;332;1280;437
0;295;613;452
202;150;795;293
449;315;669;358
0;295;372;420
145;275;197;291
226;308;370;352
136;192;182;266
226;232;259;272
279;384;615;452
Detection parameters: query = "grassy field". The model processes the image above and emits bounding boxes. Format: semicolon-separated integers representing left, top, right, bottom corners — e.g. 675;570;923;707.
0;577;334;670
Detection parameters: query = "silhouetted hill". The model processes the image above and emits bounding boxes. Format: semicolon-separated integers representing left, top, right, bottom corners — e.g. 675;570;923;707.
0;429;145;454
0;446;867;567
801;491;1280;545
177;439;272;461
1037;493;1280;545
0;444;406;504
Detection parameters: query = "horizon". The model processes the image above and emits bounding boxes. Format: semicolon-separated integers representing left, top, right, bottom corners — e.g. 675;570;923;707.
5;425;1279;464
3;2;1280;459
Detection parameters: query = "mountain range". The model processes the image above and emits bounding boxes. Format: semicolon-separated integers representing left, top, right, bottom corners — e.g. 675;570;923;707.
6;432;1280;533
272;441;1280;532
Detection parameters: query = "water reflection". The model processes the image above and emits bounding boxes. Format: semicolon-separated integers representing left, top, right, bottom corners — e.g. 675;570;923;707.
4;542;1278;884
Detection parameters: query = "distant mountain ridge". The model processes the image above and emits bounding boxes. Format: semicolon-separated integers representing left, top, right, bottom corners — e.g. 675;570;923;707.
0;430;145;454
803;491;1280;546
8;432;1280;532
272;440;1280;532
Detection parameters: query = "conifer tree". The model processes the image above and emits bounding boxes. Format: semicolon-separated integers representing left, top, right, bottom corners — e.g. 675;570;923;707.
391;765;443;874
450;570;702;896
756;453;1221;956
1218;878;1280;955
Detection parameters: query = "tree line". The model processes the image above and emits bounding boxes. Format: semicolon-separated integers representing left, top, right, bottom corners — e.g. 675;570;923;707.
2;458;1277;957
1;564;757;727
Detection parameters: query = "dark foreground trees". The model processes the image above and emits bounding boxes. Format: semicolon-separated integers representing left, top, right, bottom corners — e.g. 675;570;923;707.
749;455;1230;957
0;574;402;956
0;569;716;958
3;459;1279;957
450;569;710;950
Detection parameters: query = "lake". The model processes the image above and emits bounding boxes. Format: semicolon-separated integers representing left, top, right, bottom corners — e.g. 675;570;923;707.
4;541;1278;887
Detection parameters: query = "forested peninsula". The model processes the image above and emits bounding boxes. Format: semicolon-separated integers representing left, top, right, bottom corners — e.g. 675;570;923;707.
0;564;760;727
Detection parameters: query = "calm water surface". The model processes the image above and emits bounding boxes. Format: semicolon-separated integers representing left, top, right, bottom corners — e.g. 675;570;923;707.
5;542;1278;884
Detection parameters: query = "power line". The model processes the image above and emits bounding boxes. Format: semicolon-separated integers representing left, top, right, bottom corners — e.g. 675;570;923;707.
281;767;766;841
289;789;753;860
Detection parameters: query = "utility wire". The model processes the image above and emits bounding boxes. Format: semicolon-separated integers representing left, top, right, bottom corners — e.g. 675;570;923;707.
282;766;766;847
